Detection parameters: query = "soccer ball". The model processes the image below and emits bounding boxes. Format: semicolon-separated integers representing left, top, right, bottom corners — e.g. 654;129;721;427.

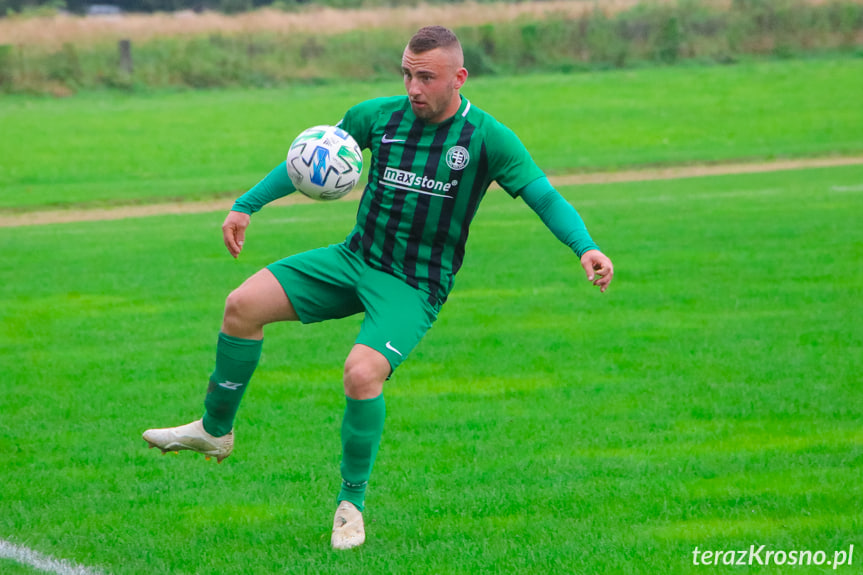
286;125;363;201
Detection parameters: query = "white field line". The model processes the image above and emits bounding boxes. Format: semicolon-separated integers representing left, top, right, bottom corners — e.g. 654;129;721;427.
0;539;105;575
2;155;862;228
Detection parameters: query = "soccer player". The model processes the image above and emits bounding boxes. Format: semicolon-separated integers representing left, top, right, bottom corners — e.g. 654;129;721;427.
143;25;614;550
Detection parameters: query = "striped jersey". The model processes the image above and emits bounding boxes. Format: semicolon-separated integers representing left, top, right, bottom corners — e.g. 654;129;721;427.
338;95;544;305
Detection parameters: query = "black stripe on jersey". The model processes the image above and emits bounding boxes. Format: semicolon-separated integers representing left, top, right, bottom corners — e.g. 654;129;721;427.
379;118;426;275
349;109;405;254
451;139;489;276
402;123;450;289
427;121;477;303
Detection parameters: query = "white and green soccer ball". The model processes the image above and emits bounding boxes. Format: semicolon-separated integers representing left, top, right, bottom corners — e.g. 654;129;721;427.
286;125;363;201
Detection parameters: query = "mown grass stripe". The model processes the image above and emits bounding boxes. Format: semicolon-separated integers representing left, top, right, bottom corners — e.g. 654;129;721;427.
2;155;862;228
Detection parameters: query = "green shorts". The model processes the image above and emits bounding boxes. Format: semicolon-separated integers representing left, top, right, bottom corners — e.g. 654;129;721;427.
266;243;440;371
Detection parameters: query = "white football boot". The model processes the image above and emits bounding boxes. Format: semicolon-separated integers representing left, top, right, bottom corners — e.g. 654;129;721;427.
331;501;365;550
142;419;233;463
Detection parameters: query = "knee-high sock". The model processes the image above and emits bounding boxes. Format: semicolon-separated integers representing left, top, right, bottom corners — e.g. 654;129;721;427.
338;394;386;511
202;332;262;437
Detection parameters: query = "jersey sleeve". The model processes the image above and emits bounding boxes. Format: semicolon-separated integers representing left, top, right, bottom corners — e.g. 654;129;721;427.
520;177;600;257
337;98;389;151
486;121;546;198
232;161;296;214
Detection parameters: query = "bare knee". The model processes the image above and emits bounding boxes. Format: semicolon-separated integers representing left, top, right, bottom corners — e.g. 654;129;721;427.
220;269;299;339
222;287;260;337
343;346;390;400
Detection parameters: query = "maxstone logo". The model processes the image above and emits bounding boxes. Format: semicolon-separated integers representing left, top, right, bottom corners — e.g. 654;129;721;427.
382;167;458;198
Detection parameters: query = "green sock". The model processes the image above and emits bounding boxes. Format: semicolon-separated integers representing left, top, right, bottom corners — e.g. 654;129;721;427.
338;394;386;512
202;332;262;437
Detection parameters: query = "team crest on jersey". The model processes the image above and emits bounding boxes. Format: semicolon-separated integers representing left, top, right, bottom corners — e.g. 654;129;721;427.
445;146;470;171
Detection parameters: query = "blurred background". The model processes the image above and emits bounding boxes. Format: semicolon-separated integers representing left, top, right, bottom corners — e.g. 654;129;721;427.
1;0;861;96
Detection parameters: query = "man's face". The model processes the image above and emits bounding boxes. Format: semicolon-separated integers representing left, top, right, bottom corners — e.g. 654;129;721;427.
401;47;467;124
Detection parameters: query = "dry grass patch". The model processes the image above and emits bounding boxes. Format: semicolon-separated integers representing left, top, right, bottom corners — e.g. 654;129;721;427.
0;0;668;48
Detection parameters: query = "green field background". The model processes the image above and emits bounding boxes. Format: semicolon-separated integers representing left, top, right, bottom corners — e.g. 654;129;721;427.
1;166;861;573
2;57;863;210
1;56;862;574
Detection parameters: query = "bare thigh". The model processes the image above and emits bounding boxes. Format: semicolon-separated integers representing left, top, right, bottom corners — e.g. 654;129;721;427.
222;268;299;339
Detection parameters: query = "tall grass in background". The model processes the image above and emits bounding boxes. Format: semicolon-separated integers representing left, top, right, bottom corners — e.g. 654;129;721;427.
1;0;862;94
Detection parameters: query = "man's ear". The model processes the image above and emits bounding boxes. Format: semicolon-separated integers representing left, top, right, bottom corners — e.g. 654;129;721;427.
454;67;468;90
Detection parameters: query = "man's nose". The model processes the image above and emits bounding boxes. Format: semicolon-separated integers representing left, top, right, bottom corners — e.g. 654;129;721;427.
406;78;421;96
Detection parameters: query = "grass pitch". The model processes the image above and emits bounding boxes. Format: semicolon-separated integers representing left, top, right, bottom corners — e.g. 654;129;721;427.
2;57;862;210
0;162;861;574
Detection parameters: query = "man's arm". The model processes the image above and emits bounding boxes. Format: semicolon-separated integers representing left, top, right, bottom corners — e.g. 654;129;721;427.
222;161;297;258
231;161;296;215
520;177;614;292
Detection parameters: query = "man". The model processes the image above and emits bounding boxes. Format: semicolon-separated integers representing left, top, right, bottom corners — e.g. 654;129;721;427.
143;25;613;550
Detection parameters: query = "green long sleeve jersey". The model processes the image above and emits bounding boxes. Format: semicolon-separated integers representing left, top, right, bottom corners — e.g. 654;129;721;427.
233;95;600;305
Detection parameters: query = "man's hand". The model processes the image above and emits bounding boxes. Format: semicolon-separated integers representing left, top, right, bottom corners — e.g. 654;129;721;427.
222;210;251;258
580;249;614;293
